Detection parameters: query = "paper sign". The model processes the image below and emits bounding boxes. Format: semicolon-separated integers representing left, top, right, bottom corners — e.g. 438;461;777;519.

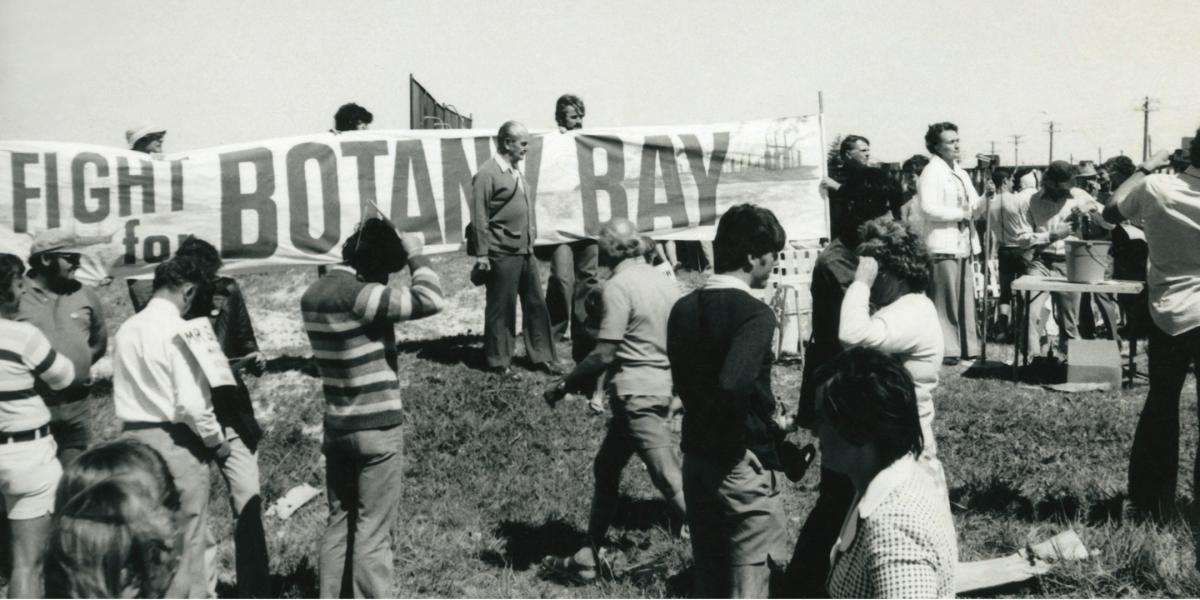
177;318;236;388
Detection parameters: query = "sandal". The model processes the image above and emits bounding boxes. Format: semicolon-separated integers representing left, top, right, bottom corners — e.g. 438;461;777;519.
541;554;598;584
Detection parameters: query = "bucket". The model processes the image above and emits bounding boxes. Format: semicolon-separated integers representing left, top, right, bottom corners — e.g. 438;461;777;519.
1065;239;1111;283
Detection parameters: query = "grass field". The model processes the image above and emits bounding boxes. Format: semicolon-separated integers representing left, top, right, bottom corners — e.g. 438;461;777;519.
64;253;1200;597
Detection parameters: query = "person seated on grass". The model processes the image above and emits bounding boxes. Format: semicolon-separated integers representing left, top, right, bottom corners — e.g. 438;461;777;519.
813;347;958;598
45;478;179;599
543;219;686;583
839;219;946;475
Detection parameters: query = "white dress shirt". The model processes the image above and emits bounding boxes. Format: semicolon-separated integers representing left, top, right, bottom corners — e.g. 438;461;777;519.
112;297;223;447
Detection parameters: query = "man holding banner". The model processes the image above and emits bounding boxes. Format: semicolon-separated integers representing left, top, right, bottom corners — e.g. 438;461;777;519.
471;121;563;378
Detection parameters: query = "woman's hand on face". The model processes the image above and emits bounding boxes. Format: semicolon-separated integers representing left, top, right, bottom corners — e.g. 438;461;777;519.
854;256;879;286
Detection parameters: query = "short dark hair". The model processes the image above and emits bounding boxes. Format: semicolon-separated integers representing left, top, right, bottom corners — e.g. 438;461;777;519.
334;103;373;132
497;121;524;146
814;347;923;464
554;94;585;127
840;135;870;156
151;255;206;292
838;167;899;239
174;236;222;280
1102;156;1136;181
713;204;786;273
1045;160;1076;184
857;218;932;293
341;218;407;276
0;253;25;306
131;132;164;153
901;154;929;176
924;122;958;154
991;168;1013;188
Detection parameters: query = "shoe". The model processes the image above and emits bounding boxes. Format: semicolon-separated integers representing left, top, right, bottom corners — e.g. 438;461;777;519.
535;361;567;376
487;367;521;381
541;554;598;584
942;357;960;366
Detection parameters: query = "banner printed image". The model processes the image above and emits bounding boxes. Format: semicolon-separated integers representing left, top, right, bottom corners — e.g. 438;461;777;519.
0;116;826;285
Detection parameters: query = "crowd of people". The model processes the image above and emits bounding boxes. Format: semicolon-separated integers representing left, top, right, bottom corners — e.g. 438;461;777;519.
0;92;1197;599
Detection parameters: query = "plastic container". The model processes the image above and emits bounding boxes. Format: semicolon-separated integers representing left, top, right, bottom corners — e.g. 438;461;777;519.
1065;239;1111;283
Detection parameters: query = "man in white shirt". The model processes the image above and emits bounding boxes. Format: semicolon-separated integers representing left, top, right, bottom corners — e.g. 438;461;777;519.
113;255;227;599
1105;139;1200;538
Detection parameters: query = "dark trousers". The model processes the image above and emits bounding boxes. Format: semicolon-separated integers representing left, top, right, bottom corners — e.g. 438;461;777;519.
1128;323;1200;522
545;241;600;362
783;467;855;598
484;254;558;369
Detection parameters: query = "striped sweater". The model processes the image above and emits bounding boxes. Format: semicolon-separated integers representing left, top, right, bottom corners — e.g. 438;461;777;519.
300;256;445;431
0;318;75;432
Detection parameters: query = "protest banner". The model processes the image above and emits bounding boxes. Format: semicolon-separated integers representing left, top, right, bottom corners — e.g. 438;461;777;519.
0;116;827;284
177;318;237;388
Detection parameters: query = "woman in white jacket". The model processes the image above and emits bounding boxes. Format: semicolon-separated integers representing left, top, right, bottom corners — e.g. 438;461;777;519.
916;122;988;364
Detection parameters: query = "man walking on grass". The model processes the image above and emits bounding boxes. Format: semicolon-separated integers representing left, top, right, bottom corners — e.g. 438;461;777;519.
667;203;789;598
301;217;444;598
543;218;686;582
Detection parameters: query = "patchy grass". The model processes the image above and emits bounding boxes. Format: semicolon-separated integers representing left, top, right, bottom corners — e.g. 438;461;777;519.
41;253;1200;597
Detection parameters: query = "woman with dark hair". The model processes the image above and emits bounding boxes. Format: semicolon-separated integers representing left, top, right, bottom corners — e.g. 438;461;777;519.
45;478;179;599
814;348;957;598
916;122;987;365
0;253;76;598
840;219;945;464
56;438;180;515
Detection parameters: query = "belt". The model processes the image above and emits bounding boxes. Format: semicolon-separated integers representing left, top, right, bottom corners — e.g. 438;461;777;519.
122;421;179;432
0;424;51;444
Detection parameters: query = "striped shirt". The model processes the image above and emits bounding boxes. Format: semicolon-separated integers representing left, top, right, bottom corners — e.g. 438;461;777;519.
300;256;445;431
0;318;75;432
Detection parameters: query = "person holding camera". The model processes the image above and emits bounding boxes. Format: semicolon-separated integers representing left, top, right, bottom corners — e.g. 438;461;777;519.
301;217;444;597
542;218;686;582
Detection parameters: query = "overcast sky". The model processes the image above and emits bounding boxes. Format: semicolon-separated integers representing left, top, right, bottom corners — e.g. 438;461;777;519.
2;0;1196;166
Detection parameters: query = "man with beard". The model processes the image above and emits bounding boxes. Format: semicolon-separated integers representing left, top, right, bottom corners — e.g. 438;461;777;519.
17;231;107;466
1016;161;1112;359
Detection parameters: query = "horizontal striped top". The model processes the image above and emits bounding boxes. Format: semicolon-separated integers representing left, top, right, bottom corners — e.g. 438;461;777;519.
0;318;75;432
300;256;445;431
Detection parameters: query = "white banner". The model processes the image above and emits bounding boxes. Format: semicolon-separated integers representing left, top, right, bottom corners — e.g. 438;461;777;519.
1;116;827;284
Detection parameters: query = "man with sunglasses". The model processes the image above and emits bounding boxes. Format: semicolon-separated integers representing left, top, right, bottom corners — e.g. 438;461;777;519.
16;230;107;467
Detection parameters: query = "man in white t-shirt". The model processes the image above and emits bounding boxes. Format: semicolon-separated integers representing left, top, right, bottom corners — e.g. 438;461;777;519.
1104;137;1200;541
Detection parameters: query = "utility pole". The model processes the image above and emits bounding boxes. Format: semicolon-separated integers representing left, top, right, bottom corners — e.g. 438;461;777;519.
990;140;997;158
1141;96;1152;161
1098;147;1102;163
1010;134;1023;167
1045;121;1059;163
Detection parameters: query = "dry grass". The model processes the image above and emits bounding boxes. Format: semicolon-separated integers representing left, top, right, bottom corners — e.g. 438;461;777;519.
26;253;1200;597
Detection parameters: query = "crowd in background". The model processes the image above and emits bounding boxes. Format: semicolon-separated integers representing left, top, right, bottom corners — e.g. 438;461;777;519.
0;93;1197;600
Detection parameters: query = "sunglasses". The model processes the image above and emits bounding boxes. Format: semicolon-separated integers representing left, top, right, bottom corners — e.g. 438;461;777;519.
49;253;82;266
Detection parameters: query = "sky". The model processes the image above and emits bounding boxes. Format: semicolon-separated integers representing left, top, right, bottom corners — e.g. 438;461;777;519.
2;0;1197;167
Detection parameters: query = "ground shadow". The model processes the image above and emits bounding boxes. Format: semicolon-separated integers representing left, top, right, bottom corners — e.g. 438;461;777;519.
949;480;1130;525
215;555;319;598
608;496;680;534
961;357;1066;385
395;334;488;370
264;354;319;377
480;519;587;571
